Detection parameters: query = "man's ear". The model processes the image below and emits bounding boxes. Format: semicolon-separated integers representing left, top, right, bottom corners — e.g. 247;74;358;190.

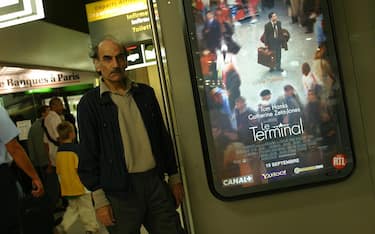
93;59;100;73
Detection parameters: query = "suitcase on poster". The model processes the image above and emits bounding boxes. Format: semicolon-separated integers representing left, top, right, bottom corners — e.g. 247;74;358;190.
257;47;275;68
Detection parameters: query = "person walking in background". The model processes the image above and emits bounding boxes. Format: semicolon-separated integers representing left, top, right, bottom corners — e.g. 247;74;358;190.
209;86;233;119
248;0;260;23
312;44;335;102
276;84;304;125
200;49;218;82
301;62;321;97
289;0;301;24
311;0;326;48
54;121;103;234
301;0;319;34
63;108;78;143
208;88;238;182
263;12;284;72
303;89;324;138
43;97;65;215
223;62;241;111
0;106;44;234
216;8;241;57
77;37;184;234
202;10;222;53
44;97;64;166
257;89;278;127
27;105;50;183
234;96;258;144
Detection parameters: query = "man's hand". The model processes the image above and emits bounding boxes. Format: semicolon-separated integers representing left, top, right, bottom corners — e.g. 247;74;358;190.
170;182;184;208
96;205;115;226
31;178;44;197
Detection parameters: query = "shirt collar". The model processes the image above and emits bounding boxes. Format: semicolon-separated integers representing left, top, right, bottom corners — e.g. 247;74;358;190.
99;77;134;97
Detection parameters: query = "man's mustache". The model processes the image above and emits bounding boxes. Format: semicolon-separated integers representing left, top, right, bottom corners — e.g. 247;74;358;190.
111;68;124;74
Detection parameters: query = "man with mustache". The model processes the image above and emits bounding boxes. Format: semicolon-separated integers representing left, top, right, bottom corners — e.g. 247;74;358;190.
77;37;185;234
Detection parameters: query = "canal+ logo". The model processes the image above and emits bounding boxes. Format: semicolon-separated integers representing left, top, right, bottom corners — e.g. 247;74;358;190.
332;154;347;170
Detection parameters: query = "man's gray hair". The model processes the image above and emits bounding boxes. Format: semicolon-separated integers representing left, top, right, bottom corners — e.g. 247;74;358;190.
89;35;127;59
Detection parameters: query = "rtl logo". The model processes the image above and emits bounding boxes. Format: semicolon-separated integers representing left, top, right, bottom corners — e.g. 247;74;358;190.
332;154;347;170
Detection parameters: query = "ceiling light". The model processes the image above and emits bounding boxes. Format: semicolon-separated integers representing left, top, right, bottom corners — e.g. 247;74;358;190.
0;0;44;29
0;0;19;8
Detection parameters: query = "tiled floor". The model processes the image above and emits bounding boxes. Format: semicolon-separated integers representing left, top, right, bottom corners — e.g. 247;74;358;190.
55;211;148;234
65;220;148;234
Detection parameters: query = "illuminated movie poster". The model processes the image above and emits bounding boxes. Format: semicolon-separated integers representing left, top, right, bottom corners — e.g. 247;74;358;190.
183;0;354;199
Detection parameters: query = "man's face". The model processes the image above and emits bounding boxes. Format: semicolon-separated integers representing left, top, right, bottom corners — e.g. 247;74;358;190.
94;39;127;82
206;12;214;21
213;92;223;104
215;10;223;23
262;94;271;101
271;13;278;23
52;100;64;115
307;90;317;102
235;100;245;110
285;88;294;96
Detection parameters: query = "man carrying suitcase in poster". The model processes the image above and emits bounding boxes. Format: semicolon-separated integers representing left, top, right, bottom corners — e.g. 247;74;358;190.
263;12;286;72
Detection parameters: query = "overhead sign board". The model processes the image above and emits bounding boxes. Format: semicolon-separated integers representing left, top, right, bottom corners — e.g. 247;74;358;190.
85;0;152;45
0;66;95;94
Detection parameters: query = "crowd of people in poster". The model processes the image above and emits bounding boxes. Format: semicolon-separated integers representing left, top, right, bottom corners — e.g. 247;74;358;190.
191;0;352;194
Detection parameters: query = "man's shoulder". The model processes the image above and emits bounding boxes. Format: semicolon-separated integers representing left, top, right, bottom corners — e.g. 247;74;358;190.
28;119;42;133
78;87;101;105
82;86;100;98
132;82;154;94
264;22;272;31
45;111;60;123
30;118;42;127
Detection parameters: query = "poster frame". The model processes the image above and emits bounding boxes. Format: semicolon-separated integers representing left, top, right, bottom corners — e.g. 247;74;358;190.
180;0;356;201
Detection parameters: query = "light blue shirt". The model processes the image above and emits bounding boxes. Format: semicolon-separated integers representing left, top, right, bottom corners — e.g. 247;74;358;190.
0;106;20;165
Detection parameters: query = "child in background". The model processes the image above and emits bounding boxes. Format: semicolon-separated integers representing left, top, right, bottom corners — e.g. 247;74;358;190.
54;121;101;234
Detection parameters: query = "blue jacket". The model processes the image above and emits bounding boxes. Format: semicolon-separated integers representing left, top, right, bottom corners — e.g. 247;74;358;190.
77;83;178;196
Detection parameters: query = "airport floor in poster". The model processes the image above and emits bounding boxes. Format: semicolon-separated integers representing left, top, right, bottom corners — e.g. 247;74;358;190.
188;0;354;198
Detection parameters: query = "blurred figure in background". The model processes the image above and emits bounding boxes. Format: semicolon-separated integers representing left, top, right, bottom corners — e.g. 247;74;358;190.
0;106;44;234
234;96;258;144
27;105;50;184
223;62;241;111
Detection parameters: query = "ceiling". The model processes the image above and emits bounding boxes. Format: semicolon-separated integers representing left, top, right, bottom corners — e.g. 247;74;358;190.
0;0;95;72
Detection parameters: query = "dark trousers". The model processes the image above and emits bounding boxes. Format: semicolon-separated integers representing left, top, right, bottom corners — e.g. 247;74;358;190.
106;169;184;234
45;167;60;213
0;164;20;234
34;165;49;187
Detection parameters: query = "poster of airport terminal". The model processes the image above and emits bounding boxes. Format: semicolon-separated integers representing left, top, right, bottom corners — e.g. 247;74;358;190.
185;0;354;199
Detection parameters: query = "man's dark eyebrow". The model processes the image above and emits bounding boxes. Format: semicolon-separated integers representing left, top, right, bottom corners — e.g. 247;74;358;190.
102;53;125;58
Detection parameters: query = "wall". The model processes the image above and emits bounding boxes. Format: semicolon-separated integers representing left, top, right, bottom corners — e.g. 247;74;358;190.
0;21;93;71
158;0;375;233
